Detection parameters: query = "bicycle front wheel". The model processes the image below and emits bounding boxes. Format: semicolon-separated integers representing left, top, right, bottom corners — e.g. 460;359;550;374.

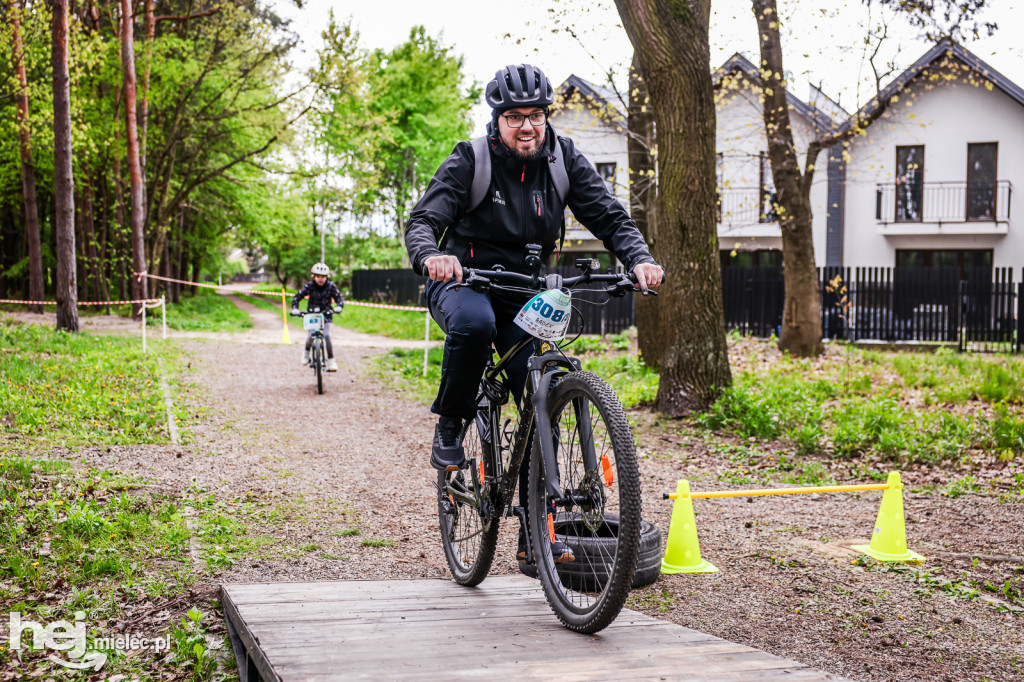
528;371;641;633
313;340;323;394
437;418;499;586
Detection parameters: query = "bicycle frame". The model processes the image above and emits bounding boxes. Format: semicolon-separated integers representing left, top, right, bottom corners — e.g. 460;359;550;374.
454;334;593;533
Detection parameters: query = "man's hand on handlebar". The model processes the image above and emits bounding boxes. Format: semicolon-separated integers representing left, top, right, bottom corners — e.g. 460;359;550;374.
632;262;665;294
424;254;463;283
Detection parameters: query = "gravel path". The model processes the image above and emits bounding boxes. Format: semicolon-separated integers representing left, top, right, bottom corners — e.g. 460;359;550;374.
32;299;1021;681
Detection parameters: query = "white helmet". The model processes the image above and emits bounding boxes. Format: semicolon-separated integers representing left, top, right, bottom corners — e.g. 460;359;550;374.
311;262;330;276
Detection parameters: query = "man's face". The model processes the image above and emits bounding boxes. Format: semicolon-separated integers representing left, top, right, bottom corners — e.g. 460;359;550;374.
313;274;327;285
497;107;546;161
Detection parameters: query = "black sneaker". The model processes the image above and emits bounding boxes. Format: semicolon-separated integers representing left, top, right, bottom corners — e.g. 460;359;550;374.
517;525;574;563
430;416;465;471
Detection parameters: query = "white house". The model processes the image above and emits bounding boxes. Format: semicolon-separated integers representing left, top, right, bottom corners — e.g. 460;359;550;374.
712;54;839;270
548;76;630;264
552;40;1023;279
840;39;1022;275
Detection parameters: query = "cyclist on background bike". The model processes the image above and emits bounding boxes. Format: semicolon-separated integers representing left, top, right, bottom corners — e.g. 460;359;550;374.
291;262;345;372
405;63;663;560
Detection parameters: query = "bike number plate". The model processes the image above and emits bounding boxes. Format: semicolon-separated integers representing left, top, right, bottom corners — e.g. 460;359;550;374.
514;288;572;340
303;313;324;331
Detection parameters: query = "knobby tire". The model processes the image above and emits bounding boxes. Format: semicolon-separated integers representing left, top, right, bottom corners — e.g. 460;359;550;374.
437;417;500;586
528;371;641;633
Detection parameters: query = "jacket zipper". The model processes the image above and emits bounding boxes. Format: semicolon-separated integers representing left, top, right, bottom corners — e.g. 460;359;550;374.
535;195;542;217
470;242;474;258
521;164;525;182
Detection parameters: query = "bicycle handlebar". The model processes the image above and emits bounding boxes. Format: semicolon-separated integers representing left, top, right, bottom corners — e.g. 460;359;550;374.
451;268;658;296
289;307;343;317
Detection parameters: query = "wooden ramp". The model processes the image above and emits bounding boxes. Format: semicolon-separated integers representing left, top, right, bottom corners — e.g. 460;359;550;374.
221;576;844;681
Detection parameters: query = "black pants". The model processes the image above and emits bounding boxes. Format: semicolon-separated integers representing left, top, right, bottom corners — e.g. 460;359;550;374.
426;280;535;506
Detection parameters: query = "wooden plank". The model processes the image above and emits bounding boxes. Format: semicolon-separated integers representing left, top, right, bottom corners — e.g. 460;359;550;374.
222;576;846;681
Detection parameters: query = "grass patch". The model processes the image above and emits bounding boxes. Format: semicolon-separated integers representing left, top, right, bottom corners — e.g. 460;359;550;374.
0;319;172;448
697;343;1024;465
360;538;396;548
163;288;253;332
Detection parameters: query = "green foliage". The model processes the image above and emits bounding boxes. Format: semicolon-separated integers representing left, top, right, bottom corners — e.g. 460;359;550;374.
697;344;1024;464
170;609;218;680
0;320;169;447
311;20;479;231
163;289;253;332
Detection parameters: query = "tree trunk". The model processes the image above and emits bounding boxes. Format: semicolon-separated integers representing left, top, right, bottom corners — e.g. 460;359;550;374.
51;0;78;331
752;0;823;357
80;169;101;301
615;0;731;416
627;53;663;368
120;0;147;314
11;0;45;313
139;0;153;212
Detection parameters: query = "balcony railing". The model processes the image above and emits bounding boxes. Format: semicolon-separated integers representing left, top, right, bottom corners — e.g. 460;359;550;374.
717;187;776;226
875;180;1012;225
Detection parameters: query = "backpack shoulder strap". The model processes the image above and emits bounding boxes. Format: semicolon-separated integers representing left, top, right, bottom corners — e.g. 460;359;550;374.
548;130;570;208
468;135;491;213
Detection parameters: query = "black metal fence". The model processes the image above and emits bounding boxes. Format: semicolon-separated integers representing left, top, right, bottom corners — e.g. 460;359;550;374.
353;266;1022;352
351;269;426;305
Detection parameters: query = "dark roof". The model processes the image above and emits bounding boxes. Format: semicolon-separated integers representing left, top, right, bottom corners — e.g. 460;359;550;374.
837;38;1024;133
555;75;626;123
714;53;838;131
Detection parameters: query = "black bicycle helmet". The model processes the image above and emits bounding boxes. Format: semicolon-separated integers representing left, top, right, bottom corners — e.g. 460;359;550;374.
485;64;555;110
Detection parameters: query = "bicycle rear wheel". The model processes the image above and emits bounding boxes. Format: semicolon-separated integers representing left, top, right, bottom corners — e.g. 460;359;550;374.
528;371;641;633
437;417;499;586
313;340;323;394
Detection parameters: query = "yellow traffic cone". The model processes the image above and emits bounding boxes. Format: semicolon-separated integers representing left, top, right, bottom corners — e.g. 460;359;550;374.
661;479;718;574
851;472;925;563
280;292;291;345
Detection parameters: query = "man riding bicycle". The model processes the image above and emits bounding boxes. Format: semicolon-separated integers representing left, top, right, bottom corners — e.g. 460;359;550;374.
291;262;345;372
405;63;663;561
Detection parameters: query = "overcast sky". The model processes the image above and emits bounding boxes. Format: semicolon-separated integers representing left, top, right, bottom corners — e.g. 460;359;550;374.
268;0;1022;134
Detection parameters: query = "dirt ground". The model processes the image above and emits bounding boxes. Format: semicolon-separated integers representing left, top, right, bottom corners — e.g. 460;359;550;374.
9;299;1023;681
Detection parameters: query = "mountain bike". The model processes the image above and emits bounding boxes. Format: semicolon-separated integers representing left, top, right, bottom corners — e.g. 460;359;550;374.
436;251;656;634
290;306;340;395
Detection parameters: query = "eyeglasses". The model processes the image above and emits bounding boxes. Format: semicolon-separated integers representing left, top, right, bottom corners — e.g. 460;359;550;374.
500;111;546;128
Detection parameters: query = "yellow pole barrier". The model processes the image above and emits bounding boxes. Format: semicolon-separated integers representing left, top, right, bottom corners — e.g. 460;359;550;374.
667;482;890;500
280;290;291;345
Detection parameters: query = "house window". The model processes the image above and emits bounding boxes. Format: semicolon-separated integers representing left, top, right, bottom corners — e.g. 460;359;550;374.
720;249;782;269
967;143;997;220
596;162;616;187
896;249;992;279
895;146;924;222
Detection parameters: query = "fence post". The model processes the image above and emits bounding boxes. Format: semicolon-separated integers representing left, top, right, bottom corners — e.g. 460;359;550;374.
162;296;167;340
142;302;148;354
423;311;430;377
957;281;965;352
1018;281;1023;354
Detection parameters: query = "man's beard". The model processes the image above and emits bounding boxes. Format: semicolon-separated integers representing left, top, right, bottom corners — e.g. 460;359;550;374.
509;130;546;161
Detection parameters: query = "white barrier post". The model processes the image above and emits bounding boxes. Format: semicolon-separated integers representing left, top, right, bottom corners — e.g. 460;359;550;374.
423;311;430;377
162;295;167;340
142;301;148;354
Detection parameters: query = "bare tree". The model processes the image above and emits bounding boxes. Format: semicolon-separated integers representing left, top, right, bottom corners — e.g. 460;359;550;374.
119;0;147;314
50;0;78;331
614;0;731;415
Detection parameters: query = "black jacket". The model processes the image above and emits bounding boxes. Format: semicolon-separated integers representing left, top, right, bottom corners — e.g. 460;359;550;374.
404;123;655;276
291;280;344;321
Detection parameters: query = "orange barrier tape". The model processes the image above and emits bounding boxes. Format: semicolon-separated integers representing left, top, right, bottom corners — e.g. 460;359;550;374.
1;298;160;306
135;272;429;312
